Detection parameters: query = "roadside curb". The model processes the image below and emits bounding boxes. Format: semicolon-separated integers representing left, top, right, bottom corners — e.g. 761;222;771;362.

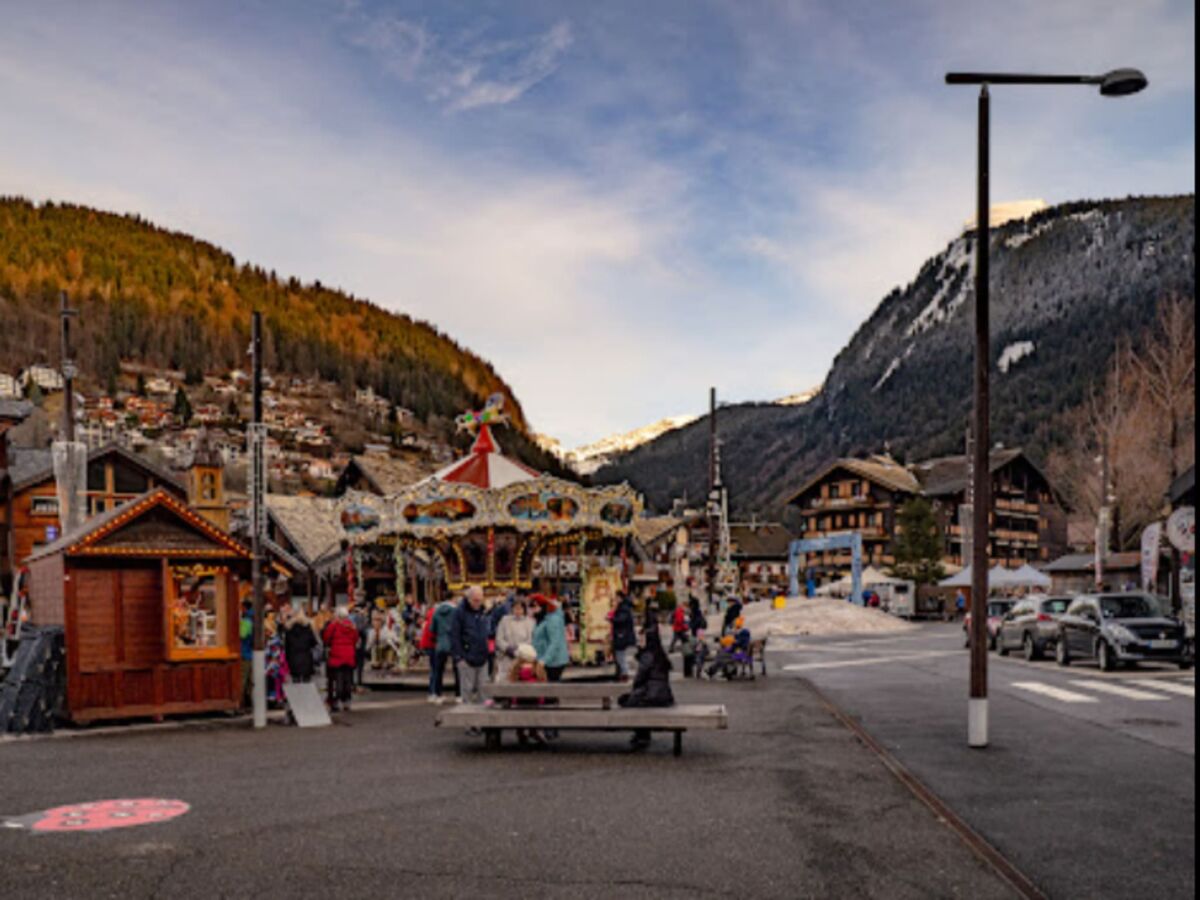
804;678;1047;900
0;697;429;744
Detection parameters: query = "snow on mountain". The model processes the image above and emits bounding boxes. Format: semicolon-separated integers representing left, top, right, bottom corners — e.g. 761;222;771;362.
774;386;821;406
539;415;699;475
998;340;1035;374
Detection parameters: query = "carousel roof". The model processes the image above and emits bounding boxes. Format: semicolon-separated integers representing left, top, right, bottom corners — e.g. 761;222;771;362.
425;425;540;490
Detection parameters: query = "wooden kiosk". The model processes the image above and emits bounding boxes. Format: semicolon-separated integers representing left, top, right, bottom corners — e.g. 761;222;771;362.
25;489;251;723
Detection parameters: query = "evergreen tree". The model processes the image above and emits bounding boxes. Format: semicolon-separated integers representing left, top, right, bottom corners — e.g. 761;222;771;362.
890;498;945;585
173;386;193;424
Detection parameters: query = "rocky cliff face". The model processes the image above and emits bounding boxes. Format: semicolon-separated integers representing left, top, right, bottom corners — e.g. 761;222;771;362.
596;194;1195;515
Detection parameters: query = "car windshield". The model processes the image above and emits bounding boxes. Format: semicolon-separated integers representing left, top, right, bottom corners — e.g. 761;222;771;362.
1042;598;1071;615
1099;595;1159;619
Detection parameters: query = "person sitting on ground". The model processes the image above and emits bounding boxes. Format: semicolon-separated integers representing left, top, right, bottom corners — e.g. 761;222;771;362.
508;643;547;746
618;626;675;750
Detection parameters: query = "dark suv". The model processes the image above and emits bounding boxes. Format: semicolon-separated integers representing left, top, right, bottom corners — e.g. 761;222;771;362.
996;594;1073;660
1056;593;1191;671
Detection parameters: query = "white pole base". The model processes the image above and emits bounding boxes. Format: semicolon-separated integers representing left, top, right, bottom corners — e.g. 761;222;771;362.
252;650;267;729
968;697;988;748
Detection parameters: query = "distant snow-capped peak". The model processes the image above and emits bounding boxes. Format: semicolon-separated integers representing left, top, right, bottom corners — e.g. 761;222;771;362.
537;414;699;475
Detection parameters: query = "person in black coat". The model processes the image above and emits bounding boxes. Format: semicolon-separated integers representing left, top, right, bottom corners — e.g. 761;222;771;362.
282;612;319;683
619;626;674;749
610;593;637;682
722;596;743;636
688;596;707;636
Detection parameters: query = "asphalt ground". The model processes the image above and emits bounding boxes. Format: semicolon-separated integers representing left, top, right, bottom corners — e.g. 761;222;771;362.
0;675;1014;899
768;622;1196;900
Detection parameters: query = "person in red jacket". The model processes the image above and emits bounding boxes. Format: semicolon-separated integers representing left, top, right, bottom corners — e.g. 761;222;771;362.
322;606;359;711
668;603;688;653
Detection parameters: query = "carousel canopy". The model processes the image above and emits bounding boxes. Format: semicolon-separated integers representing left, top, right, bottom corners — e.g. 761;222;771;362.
425;424;540;490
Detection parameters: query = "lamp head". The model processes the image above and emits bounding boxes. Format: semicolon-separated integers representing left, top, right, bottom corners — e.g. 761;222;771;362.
1099;68;1147;96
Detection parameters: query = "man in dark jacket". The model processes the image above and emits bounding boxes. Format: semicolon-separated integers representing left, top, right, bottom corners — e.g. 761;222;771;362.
450;586;491;706
610;593;637;682
722;595;743;636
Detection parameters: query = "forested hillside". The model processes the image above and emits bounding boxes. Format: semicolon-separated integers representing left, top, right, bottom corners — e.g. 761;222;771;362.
0;198;557;469
596;194;1195;518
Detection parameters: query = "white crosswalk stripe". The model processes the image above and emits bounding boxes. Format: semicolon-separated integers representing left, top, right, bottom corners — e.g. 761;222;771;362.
1010;682;1098;703
1069;680;1170;701
1127;679;1195;698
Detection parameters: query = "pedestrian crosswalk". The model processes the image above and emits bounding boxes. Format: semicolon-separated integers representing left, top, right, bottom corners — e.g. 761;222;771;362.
1010;676;1195;705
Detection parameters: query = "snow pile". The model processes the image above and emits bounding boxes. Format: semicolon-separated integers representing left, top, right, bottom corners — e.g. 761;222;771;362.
873;344;914;392
904;236;973;339
998;340;1035;374
740;596;917;638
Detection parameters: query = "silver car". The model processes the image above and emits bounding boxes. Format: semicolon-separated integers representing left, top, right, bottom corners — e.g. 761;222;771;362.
996;594;1073;660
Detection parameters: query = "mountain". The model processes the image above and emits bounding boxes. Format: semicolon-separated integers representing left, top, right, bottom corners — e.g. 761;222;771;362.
0;197;559;472
595;194;1195;516
538;414;699;476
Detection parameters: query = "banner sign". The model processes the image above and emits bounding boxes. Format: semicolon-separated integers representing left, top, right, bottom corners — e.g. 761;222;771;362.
1141;522;1162;591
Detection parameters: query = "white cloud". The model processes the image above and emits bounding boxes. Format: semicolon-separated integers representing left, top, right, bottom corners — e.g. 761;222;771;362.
343;11;573;113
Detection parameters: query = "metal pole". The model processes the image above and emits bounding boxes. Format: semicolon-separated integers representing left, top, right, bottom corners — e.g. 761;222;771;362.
968;84;990;749
707;387;717;611
251;311;266;729
59;292;77;443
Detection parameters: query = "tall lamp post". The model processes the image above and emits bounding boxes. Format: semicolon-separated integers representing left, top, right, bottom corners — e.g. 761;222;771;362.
945;67;1147;748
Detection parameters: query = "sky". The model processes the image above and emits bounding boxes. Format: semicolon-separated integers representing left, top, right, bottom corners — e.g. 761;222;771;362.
0;0;1194;447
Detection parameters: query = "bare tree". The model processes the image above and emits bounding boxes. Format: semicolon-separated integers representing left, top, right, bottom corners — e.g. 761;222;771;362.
1048;296;1196;551
1129;294;1197;483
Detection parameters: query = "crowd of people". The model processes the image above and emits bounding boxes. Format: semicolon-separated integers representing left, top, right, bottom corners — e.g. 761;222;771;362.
237;584;759;730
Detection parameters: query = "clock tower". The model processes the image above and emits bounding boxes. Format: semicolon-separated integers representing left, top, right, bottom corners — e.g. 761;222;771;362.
187;428;229;532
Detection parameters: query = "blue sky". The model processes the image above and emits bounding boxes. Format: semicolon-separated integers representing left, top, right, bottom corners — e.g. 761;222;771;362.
0;0;1193;446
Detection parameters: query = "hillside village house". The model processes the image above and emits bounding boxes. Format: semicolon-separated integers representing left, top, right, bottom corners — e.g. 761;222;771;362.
19;365;65;393
787;448;1067;584
1;399;35;591
730;522;794;594
0;374;23;400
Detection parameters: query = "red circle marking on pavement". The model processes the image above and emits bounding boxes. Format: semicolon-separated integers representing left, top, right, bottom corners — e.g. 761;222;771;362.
26;799;190;833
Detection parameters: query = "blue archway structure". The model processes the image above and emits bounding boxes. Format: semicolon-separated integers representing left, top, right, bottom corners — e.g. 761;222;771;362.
788;533;864;605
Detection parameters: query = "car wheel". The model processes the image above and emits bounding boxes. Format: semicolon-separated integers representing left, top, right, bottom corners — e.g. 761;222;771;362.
1056;639;1070;667
1098;640;1117;672
997;635;1009;656
1023;633;1040;662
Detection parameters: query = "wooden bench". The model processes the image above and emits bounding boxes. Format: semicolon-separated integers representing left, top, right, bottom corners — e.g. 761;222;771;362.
436;702;728;756
481;682;624;708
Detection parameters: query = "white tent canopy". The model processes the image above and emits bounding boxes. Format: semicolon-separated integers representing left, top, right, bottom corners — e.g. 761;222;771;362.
939;564;1051;590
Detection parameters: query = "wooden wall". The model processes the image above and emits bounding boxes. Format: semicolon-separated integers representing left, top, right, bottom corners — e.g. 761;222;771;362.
64;559;240;723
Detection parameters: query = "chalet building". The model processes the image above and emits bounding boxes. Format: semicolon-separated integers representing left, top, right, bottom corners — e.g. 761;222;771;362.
910;448;1068;568
729;522;794;594
787;449;1067;583
788;455;920;578
1043;551;1140;595
0;444;187;570
1;400;35;591
0;374;23;400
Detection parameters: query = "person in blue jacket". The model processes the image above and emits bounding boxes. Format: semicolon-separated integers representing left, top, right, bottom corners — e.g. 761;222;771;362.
531;594;570;739
450;586;491;707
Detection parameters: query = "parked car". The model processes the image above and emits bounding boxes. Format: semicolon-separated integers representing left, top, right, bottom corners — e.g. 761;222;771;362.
1056;592;1192;671
963;598;1016;650
995;594;1073;660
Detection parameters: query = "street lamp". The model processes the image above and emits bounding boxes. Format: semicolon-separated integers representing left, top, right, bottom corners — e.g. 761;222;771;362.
945;68;1147;749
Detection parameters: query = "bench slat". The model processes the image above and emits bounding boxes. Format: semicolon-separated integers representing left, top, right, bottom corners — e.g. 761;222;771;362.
436;703;728;730
481;683;624;700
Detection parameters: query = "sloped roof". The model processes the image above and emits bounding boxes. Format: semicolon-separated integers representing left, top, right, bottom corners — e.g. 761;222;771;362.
787;455;921;506
730;522;794;559
1043;551;1140;573
911;448;1025;497
0;399;34;421
27;488;250;562
633;515;683;550
10;442;184;494
345;453;430;495
266;494;342;566
1170;465;1195;506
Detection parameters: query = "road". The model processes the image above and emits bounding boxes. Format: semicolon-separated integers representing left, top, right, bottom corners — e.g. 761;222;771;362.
0;673;1013;899
770;622;1195;899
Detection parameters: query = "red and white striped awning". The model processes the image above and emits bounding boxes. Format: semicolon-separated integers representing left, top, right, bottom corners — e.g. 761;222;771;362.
428;425;540;489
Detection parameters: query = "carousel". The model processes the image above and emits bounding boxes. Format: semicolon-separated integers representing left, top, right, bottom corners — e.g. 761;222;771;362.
333;396;644;663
